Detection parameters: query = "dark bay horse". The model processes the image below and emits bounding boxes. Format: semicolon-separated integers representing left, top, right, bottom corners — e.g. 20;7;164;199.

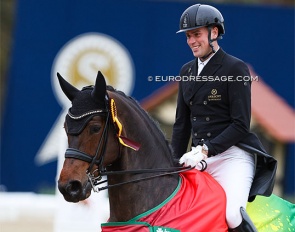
57;71;228;231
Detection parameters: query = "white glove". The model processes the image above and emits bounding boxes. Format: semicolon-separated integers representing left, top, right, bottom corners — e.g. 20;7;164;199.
179;145;207;169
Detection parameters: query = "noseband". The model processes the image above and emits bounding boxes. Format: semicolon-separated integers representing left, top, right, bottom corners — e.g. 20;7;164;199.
64;95;206;193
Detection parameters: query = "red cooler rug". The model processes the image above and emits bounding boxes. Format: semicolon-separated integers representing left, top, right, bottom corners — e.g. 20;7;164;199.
101;169;228;232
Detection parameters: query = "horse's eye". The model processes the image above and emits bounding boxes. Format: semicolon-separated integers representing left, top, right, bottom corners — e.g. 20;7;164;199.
90;125;101;134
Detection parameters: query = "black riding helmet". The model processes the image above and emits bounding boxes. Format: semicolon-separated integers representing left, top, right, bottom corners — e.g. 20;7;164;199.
177;4;225;37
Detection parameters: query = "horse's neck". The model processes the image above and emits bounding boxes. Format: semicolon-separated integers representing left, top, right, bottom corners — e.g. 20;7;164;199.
107;171;179;222
107;147;179;222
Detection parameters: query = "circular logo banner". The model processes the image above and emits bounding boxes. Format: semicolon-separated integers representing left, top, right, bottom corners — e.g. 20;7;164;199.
52;33;135;107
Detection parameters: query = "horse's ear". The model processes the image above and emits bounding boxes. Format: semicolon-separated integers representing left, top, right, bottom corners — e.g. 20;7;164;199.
57;72;79;101
91;71;107;104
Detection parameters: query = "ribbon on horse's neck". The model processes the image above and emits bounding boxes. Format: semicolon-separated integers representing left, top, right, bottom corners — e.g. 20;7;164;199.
86;96;142;173
88;97;141;171
110;98;140;151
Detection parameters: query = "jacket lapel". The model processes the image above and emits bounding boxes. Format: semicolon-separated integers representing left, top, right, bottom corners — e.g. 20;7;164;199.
182;60;198;100
188;48;225;100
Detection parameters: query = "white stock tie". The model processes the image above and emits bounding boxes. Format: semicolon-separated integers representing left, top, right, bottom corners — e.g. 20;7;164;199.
198;61;205;75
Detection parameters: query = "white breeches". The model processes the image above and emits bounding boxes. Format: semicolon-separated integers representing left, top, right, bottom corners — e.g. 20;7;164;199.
205;146;255;228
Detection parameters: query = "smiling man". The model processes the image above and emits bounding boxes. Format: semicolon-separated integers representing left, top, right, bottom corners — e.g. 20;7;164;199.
185;26;219;62
172;3;277;232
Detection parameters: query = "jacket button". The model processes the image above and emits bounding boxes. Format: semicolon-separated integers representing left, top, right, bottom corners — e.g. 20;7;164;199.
190;101;193;105
206;117;210;121
203;101;207;105
194;132;198;137
207;132;211;137
193;117;196;121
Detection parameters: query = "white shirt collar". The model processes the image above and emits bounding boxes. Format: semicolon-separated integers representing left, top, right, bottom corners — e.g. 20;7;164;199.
198;46;220;66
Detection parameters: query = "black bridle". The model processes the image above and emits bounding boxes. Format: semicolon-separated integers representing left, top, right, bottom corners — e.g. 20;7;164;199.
64;95;206;192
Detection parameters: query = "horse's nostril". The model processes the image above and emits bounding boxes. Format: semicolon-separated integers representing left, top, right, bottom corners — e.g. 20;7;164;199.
58;179;87;203
66;180;82;195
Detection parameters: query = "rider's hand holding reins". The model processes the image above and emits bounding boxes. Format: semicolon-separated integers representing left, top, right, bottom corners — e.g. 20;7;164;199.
179;145;207;170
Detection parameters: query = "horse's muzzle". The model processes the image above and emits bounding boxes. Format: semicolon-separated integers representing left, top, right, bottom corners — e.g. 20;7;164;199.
58;179;92;202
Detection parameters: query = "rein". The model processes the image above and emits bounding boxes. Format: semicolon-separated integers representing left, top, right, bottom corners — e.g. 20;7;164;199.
66;144;202;193
92;166;195;192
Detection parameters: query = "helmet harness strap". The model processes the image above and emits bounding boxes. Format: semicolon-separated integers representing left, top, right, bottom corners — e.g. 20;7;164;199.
201;26;220;61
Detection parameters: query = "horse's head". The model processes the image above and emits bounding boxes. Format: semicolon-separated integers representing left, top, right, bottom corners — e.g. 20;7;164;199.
57;71;120;202
57;71;177;208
